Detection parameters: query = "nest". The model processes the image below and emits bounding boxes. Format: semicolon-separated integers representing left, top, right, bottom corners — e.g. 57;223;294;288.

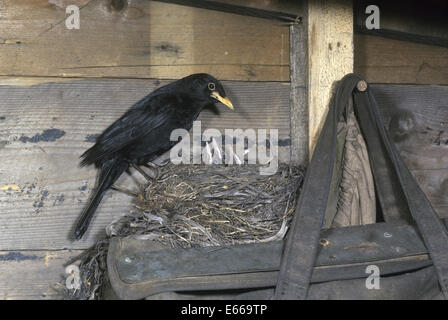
57;163;305;300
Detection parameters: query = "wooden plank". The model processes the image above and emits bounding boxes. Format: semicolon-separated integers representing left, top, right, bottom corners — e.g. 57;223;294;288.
307;0;354;156
370;84;448;219
0;0;289;82
0;249;83;299
289;10;309;166
0;78;291;250
355;34;448;85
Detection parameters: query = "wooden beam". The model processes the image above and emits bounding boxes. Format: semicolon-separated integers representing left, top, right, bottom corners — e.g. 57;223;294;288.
152;0;299;23
289;3;309;166
307;0;354;156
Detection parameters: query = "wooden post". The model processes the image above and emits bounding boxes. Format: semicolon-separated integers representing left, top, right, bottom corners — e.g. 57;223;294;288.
289;13;309;166
307;0;354;157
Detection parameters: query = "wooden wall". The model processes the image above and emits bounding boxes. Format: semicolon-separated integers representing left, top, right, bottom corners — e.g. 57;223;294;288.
0;0;292;299
0;0;289;81
355;33;448;236
371;84;448;220
355;34;448;85
354;32;448;221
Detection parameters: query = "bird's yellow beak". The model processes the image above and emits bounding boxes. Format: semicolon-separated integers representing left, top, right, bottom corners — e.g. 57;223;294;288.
211;92;234;110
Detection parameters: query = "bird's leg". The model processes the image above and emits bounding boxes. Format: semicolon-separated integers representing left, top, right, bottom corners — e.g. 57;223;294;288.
111;184;139;197
130;163;154;181
157;158;171;167
142;161;158;168
142;162;160;179
124;166;146;190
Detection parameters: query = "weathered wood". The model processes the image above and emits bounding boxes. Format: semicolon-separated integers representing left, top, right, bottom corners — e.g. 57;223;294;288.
307;0;354;156
289;14;309;166
0;0;289;81
355;34;448;85
371;84;448;219
0;78;291;250
0;249;83;299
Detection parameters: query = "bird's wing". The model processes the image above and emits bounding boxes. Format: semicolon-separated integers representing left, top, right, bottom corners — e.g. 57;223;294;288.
80;93;179;167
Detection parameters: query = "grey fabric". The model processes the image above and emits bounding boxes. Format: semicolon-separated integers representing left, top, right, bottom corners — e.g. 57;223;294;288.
332;100;376;227
144;266;443;300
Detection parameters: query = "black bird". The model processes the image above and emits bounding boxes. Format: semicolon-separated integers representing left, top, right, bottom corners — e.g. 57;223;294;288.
74;73;234;240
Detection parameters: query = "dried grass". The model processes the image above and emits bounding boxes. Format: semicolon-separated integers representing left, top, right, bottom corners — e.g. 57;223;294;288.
58;163;305;299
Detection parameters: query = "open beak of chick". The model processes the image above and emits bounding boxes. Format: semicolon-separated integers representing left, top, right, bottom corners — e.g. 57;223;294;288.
211;92;234;110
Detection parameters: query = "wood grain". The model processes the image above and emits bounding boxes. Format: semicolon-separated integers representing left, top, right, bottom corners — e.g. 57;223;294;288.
0;78;291;250
307;0;354;156
355;34;448;85
289;18;309;166
0;0;289;81
0;249;83;299
371;84;448;218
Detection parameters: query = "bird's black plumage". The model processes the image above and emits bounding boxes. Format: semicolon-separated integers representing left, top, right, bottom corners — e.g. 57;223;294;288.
74;73;233;240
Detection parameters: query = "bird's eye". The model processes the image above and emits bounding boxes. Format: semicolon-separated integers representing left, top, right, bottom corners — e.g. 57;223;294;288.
208;82;216;91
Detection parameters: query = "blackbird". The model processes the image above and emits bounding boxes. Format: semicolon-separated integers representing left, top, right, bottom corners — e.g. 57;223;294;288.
74;73;234;240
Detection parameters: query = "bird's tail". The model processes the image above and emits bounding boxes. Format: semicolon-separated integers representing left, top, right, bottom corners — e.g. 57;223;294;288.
74;158;128;240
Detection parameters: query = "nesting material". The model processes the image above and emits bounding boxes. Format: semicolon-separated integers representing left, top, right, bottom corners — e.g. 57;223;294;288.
58;163;305;299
